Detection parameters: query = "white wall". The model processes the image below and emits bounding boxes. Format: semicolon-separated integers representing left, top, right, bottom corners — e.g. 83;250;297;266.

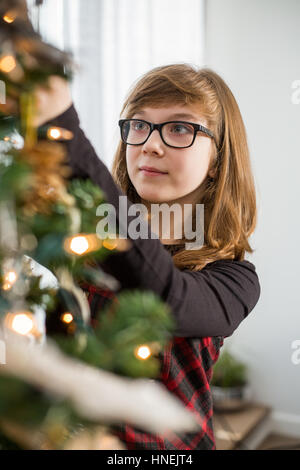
206;0;300;434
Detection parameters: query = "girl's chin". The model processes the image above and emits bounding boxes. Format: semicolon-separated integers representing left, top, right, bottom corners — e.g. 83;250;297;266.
138;193;166;203
134;186;167;203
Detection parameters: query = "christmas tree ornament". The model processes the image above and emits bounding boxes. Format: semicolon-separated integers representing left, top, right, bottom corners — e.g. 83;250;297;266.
45;287;85;337
19;140;73;215
55;267;90;325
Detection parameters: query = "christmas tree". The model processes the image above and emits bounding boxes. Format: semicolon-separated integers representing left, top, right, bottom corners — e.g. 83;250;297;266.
0;0;198;449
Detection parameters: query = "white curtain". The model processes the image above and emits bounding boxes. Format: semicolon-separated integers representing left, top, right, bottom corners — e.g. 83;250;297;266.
27;0;206;168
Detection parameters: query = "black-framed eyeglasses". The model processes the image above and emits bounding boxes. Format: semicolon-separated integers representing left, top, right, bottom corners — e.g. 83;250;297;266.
118;118;216;149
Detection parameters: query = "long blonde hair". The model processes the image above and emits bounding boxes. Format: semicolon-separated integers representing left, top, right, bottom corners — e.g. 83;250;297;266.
111;64;257;271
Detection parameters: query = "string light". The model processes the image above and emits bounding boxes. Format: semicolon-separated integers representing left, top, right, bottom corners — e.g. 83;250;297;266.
135;345;152;360
47;127;73;141
12;314;34;335
64;234;129;258
5;312;35;336
4;271;17;284
3;16;14;24
0;55;17;73
61;312;73;324
2;282;12;291
102;238;118;251
47;127;61;140
3;10;17;24
102;236;131;252
64;234;102;256
70;236;89;255
2;270;18;290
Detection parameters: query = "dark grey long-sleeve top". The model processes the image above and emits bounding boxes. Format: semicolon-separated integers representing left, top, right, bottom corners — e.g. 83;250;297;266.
48;104;261;338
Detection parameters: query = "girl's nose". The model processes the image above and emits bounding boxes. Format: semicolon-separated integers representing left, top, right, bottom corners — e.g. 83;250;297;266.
142;129;164;155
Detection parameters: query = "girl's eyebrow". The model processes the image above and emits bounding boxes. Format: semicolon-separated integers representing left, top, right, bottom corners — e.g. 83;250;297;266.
168;113;201;121
134;111;201;121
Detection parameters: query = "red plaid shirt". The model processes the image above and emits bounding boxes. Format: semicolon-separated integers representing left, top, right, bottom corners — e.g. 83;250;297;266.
81;282;224;450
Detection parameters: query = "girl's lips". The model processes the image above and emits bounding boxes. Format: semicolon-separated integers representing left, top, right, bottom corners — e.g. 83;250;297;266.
139;168;168;176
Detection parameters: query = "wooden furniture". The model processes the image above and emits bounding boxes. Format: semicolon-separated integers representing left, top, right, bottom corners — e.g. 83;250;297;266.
213;403;271;450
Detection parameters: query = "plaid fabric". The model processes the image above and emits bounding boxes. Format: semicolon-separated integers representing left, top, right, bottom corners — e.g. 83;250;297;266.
80;281;224;450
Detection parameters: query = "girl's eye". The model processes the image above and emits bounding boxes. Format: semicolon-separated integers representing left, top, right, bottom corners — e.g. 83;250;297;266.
132;121;148;132
168;123;193;135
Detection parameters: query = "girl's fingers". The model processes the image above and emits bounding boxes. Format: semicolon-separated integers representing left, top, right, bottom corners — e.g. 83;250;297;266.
33;76;72;127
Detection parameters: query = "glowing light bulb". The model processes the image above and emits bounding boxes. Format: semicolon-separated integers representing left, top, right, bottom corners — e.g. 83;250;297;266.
4;271;17;284
47;127;73;141
64;234;102;256
0;55;16;73
2;271;17;291
101;236;130;252
135;345;151;360
2;282;12;291
3;10;17;23
47;127;62;140
3;15;14;23
69;236;89;255
10;313;34;336
102;238;118;250
61;312;73;324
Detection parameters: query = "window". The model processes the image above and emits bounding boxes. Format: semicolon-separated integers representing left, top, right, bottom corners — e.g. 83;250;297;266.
27;0;205;167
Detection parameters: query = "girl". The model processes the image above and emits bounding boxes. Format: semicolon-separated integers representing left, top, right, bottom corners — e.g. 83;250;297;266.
35;64;260;450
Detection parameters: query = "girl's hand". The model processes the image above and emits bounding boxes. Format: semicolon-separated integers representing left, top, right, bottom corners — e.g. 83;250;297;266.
33;75;73;127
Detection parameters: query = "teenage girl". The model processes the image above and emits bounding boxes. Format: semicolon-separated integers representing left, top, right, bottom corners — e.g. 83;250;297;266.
34;64;260;450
